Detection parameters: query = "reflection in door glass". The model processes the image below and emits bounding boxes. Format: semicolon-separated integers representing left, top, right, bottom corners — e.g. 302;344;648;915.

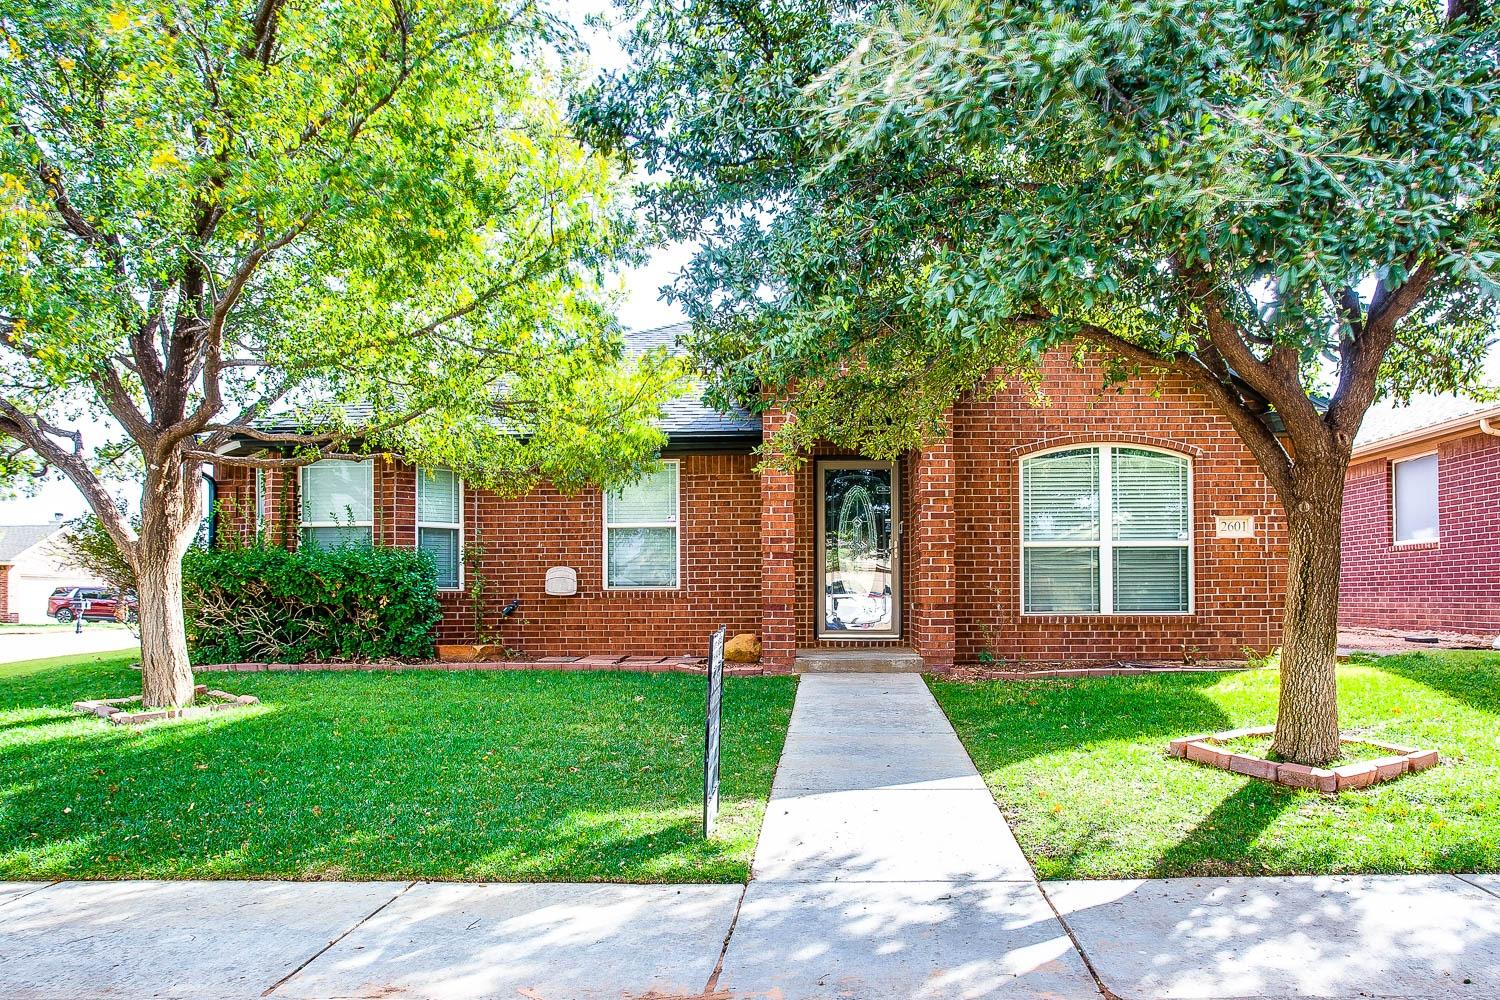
822;466;894;633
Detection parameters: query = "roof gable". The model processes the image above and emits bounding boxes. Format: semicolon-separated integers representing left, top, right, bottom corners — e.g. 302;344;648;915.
0;521;64;563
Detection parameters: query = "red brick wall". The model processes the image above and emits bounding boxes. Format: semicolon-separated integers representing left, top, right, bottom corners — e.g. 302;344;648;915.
757;354;1284;666
213;463;298;547
219;453;763;659
0;564;15;623
908;431;957;669
215;351;1286;666
945;355;1286;665
1340;431;1500;633
449;453;762;656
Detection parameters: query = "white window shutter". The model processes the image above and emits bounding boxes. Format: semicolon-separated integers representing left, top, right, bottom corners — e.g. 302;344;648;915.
418;468;460;525
1113;547;1189;612
607;464;678;524
1393;454;1438;542
1023;547;1100;613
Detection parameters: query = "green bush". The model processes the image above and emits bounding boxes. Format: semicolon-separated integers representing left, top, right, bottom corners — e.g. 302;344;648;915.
183;543;441;664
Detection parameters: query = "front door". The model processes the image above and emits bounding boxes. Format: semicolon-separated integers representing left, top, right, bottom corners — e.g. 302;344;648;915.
816;461;900;638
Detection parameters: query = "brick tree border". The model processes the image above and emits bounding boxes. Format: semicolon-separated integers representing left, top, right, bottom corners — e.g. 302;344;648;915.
74;684;260;726
1168;725;1439;793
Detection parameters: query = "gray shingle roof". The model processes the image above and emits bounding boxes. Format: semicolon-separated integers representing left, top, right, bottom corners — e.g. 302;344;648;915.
0;521;63;563
624;322;761;437
250;322;761;444
1355;394;1500;448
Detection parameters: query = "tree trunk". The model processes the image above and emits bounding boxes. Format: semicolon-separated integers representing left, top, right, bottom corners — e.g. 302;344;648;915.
136;540;196;707
1270;479;1345;766
135;458;202;708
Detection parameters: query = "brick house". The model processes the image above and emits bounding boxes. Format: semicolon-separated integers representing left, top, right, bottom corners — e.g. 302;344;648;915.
215;323;1288;669
1341;397;1500;636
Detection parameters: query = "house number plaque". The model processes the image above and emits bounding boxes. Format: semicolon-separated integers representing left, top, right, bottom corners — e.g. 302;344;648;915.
1215;516;1256;539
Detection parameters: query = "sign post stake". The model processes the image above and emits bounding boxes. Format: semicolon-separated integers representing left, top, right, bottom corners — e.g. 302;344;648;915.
703;625;726;838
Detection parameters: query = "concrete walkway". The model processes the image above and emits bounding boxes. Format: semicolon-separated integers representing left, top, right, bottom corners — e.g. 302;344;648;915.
2;673;1499;998
716;673;1099;998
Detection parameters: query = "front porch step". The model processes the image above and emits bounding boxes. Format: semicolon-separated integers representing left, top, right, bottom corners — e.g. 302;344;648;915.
794;647;926;673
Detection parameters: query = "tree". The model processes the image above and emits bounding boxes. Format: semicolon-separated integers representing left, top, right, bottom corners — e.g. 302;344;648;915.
582;0;1499;763
57;509;138;601
1;0;680;707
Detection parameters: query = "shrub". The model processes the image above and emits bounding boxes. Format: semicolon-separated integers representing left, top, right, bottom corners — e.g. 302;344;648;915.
183;543;441;664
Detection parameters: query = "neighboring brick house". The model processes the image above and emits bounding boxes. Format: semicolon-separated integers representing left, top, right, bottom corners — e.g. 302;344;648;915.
1341;397;1500;636
217;323;1288;669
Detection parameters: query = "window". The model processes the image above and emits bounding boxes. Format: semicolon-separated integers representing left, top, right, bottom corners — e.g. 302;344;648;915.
604;461;679;588
1022;445;1191;614
300;460;373;547
417;467;463;589
1392;453;1439;544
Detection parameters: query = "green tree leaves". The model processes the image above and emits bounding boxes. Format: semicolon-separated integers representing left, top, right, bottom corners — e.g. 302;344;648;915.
583;0;1498;458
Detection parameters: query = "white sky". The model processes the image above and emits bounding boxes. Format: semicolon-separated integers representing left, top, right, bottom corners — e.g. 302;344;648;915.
0;3;1495;524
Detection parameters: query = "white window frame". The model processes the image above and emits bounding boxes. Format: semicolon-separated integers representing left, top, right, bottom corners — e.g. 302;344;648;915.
1020;444;1194;616
1391;451;1440;546
603;459;682;591
298;459;374;545
416;467;465;591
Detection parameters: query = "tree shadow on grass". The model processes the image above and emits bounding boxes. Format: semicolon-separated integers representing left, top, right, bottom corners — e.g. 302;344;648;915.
1150;780;1308;878
1371;652;1500;717
931;670;1245;770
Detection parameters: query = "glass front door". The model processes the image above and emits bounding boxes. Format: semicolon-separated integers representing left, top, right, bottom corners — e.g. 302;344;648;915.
817;461;900;638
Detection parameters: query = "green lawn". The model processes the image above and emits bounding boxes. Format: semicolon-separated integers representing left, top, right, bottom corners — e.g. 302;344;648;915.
931;652;1500;879
0;651;795;882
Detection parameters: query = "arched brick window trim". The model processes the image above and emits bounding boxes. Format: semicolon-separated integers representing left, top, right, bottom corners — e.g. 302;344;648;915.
1008;433;1205;460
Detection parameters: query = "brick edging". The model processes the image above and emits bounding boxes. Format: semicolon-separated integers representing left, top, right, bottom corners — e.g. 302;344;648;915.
74;684;260;726
199;659;1259;680
1168;725;1439;792
200;659;787;677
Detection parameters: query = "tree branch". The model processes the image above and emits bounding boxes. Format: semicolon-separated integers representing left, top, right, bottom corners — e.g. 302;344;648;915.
1074;323;1297;502
0;403;138;559
1327;259;1436;440
1184;268;1325;444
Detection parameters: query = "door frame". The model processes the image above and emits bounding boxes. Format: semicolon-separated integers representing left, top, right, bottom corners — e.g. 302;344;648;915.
814;459;902;640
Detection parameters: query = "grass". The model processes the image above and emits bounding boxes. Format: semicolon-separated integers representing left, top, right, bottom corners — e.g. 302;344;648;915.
0;651;795;883
930;651;1500;879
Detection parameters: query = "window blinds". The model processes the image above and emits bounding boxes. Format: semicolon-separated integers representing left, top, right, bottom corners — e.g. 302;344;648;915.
301;461;373;524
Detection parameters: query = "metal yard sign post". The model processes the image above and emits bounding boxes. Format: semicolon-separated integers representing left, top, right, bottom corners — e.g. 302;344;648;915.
703;625;726;838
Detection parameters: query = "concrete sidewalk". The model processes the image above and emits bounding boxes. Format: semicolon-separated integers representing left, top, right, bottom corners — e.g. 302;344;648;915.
4;873;1498;998
0;880;741;999
0;627;138;664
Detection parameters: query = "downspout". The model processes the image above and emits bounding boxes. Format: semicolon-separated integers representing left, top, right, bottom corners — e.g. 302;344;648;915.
201;470;217;549
1479;417;1500;438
